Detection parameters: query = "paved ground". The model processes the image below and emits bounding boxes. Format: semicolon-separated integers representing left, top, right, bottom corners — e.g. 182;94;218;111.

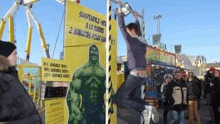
117;98;214;124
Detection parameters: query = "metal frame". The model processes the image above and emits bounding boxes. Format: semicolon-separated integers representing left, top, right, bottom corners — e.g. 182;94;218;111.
111;0;143;19
0;0;50;61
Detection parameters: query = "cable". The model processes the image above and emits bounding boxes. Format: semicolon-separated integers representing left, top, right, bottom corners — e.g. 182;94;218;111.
52;9;65;58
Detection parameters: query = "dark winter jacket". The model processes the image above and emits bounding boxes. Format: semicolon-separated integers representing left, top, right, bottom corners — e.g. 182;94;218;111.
211;77;220;105
187;78;200;101
164;79;188;111
0;55;42;124
204;71;213;94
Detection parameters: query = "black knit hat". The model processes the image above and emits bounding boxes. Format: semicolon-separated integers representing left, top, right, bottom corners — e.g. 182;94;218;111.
0;40;16;57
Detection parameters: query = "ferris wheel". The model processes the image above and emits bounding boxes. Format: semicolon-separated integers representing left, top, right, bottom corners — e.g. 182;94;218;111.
0;0;50;61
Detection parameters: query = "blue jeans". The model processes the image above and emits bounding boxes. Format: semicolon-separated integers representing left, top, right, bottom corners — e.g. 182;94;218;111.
113;74;147;113
167;110;184;124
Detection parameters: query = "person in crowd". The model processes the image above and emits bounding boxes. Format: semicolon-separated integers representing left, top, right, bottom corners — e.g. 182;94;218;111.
161;74;173;124
210;70;220;124
165;70;188;124
181;70;188;83
204;67;215;123
113;2;159;123
0;40;42;124
187;72;201;124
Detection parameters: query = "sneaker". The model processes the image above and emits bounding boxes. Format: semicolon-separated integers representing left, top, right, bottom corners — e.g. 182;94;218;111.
142;105;159;124
142;108;151;124
150;106;160;123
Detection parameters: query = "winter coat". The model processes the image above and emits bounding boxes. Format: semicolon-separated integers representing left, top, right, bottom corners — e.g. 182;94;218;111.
0;55;42;124
204;71;213;94
187;78;200;101
164;79;188;111
211;77;220;106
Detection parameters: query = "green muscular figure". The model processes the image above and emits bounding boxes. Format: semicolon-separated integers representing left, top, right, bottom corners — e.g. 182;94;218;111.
67;45;112;124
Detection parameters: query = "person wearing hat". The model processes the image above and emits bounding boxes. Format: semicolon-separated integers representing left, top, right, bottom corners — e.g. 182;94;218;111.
0;40;42;124
204;67;215;123
160;74;173;124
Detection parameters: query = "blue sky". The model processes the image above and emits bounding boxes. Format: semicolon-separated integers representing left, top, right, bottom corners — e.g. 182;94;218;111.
1;0;220;65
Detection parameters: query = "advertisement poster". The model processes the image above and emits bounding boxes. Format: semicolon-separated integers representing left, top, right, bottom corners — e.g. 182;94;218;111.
45;98;65;124
146;46;176;66
65;1;106;46
64;1;117;124
41;58;71;82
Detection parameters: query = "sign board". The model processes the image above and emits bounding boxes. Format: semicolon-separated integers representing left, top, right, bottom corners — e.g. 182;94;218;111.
64;1;117;124
152;33;162;45
146;46;176;66
45;98;65;124
174;45;182;54
65;1;106;46
41;58;71;82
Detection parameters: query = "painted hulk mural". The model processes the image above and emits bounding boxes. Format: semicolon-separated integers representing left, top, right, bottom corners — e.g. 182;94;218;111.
67;45;114;124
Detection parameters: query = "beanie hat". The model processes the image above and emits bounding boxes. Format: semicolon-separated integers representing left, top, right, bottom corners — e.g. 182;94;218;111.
0;40;16;57
164;74;173;80
209;67;215;72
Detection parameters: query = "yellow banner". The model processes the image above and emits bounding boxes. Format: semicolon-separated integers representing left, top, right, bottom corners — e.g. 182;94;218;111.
64;1;117;124
65;1;106;46
45;99;65;124
41;58;71;82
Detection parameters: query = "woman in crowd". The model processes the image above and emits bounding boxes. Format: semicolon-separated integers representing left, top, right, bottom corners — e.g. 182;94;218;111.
161;74;173;124
211;70;220;124
187;72;201;124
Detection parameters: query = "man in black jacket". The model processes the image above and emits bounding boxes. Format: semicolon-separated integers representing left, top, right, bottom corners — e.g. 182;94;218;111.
165;70;188;124
0;40;42;124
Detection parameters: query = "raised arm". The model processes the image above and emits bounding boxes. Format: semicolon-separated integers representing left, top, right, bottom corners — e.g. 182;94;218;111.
117;2;132;44
134;12;142;36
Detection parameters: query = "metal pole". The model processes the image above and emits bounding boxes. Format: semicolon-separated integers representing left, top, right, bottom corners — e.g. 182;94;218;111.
63;0;67;60
141;9;145;38
106;1;111;123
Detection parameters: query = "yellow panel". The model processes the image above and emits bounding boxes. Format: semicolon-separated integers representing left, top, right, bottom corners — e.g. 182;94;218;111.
65;1;106;47
41;58;71;82
64;1;117;124
45;98;65;124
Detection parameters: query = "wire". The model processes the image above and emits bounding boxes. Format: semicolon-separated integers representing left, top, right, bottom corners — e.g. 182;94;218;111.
52;9;65;58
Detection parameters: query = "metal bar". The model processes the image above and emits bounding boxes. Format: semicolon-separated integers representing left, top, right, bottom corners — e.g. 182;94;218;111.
27;8;50;58
10;4;20;17
0;20;6;40
26;8;39;26
106;0;111;124
141;9;145;37
111;0;143;19
8;16;15;43
3;3;17;20
25;9;33;61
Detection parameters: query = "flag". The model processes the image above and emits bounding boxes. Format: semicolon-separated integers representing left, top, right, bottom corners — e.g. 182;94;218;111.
152;34;161;45
174;45;182;54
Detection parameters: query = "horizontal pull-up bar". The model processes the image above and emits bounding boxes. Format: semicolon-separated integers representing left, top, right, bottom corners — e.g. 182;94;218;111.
111;0;143;19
